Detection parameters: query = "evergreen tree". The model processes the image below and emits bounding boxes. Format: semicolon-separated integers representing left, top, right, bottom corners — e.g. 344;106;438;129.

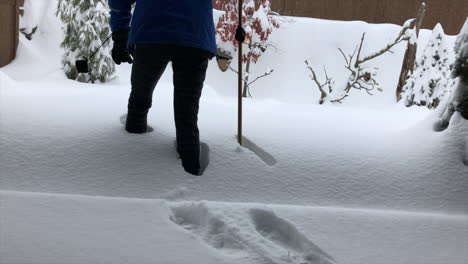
402;24;455;109
56;0;115;83
434;18;468;131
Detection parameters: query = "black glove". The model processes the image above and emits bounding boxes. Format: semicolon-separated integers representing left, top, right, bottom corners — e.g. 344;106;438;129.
112;28;133;65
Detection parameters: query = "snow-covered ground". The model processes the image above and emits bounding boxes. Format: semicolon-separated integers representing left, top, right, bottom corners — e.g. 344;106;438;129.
2;191;467;264
1;2;467;264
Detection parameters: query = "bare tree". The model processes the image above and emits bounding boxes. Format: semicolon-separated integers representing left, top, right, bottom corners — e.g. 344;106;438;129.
307;20;413;104
396;2;427;102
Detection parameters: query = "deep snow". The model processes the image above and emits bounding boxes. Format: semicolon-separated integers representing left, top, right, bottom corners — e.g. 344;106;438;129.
1;24;467;214
2;191;467;264
1;2;468;264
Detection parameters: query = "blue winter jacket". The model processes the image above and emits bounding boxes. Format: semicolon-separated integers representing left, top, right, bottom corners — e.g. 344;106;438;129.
108;0;217;56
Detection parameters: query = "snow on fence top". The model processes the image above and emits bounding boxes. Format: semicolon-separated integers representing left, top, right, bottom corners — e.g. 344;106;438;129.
269;0;468;35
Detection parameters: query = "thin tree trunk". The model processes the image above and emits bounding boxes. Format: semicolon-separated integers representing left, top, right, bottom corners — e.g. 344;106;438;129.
242;59;251;97
242;39;253;98
396;3;426;102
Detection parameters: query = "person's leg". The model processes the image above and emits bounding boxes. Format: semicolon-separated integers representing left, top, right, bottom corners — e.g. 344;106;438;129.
171;47;211;175
127;44;170;133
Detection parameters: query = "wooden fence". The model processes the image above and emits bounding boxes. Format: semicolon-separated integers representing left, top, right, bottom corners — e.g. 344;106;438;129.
270;0;467;35
0;0;20;67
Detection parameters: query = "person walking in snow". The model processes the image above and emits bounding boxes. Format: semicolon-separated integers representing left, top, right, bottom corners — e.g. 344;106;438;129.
108;0;216;176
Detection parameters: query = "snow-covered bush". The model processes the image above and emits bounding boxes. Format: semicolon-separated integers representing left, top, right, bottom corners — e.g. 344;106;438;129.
56;0;114;83
435;18;468;131
402;24;455;109
215;0;281;97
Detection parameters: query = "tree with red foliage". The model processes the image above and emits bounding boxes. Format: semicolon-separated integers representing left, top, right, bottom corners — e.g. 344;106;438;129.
215;0;280;97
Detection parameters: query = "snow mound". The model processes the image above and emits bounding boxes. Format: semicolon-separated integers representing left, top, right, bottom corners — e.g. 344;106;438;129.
170;202;335;264
1;78;467;213
0;70;14;90
442;113;468;167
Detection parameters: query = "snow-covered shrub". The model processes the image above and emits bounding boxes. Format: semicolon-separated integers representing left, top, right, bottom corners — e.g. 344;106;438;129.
215;0;281;97
435;18;468;131
56;0;114;83
402;24;455;109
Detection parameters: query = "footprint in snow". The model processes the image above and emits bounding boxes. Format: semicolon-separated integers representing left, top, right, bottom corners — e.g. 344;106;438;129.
169;203;336;264
169;203;248;257
119;114;154;133
250;208;336;264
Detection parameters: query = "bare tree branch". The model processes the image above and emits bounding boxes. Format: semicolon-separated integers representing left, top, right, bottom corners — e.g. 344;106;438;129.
323;67;333;93
338;48;349;66
229;66;248;83
354;33;366;68
356;22;412;66
330;94;349;104
229;66;274;98
245;69;274;95
305;61;333;104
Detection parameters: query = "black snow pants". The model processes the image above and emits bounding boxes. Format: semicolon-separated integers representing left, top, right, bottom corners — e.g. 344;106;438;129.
128;43;212;175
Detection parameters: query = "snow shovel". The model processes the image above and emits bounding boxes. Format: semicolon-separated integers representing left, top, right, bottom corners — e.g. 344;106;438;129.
76;35;112;73
236;0;246;145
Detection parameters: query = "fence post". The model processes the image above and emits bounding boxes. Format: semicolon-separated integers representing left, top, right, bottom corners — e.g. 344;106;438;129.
0;0;20;67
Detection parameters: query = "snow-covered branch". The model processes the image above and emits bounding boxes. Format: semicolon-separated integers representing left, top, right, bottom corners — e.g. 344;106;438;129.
355;20;413;66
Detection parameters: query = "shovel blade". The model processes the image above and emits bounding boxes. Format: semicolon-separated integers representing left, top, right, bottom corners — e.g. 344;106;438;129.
76;59;89;73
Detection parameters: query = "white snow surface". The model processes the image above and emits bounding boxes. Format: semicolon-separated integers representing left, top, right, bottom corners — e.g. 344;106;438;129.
2;191;467;264
1;3;467;264
20;0;53;33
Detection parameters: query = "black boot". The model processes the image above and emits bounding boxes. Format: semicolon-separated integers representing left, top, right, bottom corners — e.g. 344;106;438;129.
177;144;201;176
125;110;148;134
177;143;209;176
